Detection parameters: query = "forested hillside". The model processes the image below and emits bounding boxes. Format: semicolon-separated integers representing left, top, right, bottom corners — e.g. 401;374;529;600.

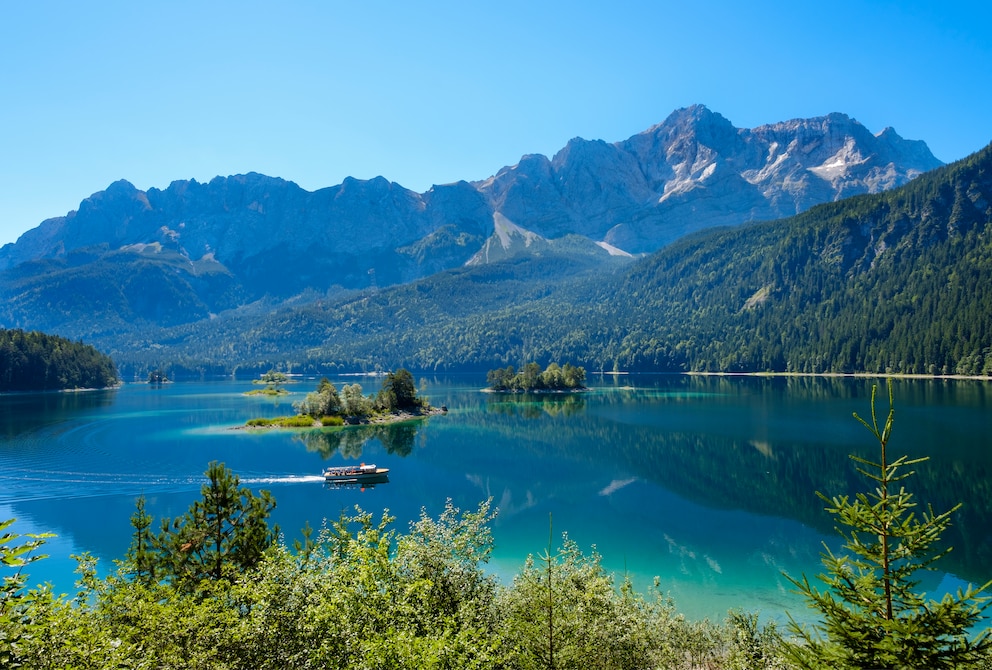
109;143;992;378
605;142;992;374
108;247;622;377
380;141;992;376
0;329;118;391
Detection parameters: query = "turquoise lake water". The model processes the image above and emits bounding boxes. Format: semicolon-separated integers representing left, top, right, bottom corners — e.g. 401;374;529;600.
2;374;990;623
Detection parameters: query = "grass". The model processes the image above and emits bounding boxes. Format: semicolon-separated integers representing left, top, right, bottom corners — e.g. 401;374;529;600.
245;415;317;428
244;388;289;396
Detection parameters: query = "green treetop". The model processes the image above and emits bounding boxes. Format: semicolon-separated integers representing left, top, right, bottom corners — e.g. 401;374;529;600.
782;381;992;669
129;462;278;590
376;369;421;411
487;361;587;392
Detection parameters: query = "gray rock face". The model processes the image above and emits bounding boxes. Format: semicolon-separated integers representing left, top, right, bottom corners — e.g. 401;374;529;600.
0;105;943;334
475;105;943;252
0;174;492;293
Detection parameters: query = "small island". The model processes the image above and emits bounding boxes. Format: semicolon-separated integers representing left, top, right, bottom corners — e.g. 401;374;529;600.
243;369;444;428
147;368;170;384
244;370;293;396
486;362;587;392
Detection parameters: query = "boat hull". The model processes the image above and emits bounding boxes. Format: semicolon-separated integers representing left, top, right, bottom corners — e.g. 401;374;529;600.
322;465;389;484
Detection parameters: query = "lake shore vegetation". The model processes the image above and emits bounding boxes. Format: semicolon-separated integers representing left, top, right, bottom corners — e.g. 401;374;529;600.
2;493;788;669
0;328;118;392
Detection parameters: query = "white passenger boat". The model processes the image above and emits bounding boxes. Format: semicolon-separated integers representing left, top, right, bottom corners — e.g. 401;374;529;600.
322;463;389;484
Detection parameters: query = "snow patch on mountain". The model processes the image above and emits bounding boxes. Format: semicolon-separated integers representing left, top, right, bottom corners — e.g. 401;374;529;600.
808;138;868;181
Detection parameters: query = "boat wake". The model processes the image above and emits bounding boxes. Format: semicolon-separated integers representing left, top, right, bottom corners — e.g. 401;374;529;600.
0;470;327;504
239;475;325;485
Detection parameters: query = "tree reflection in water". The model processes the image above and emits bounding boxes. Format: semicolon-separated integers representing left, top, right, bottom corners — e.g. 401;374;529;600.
484;392;586;419
296;421;421;459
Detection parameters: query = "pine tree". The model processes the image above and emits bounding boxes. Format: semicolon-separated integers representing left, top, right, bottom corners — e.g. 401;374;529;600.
377;368;419;410
124;495;156;583
130;462;278;589
782;381;992;669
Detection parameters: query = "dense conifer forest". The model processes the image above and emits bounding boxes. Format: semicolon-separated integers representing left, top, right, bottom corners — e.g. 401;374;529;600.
0;329;118;391
601;143;992;375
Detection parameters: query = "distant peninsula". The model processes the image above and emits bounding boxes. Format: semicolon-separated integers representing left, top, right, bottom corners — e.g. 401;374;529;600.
486;362;586;392
0;328;118;392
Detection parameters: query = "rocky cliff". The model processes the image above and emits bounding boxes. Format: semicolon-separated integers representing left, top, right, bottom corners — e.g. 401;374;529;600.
477;105;943;252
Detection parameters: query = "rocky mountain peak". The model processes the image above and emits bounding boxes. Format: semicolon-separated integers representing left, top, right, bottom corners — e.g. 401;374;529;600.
668;104;735;131
640;105;739;153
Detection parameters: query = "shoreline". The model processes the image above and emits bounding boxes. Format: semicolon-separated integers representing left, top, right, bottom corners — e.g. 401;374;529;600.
480;387;588;394
0;383;122;396
234;406;446;431
683;371;992;381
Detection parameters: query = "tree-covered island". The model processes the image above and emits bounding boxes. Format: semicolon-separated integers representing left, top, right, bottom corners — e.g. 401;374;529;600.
486;361;587;392
244;368;443;428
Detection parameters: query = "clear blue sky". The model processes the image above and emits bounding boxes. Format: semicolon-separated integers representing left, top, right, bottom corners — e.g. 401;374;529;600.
2;0;990;245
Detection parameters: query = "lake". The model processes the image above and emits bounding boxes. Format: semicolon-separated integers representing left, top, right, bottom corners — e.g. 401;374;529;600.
2;374;991;624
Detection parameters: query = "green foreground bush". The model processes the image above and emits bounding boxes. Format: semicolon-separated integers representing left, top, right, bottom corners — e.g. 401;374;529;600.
3;500;785;669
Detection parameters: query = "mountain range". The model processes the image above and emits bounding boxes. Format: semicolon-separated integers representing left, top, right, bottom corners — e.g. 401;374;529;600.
220;141;988;379
0;105;965;375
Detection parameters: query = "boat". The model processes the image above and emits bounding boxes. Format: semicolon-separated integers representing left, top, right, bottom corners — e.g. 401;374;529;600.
322;463;389;484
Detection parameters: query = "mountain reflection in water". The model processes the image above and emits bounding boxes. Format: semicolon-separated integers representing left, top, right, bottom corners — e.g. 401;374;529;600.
2;375;990;621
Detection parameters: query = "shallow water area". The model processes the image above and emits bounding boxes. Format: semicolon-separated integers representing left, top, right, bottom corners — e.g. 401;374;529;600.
2;374;990;624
